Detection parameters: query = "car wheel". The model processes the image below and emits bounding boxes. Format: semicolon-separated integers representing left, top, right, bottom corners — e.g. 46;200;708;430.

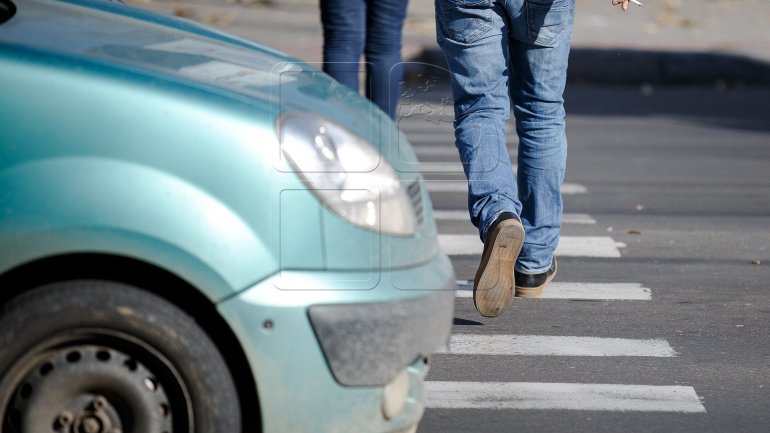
0;280;241;433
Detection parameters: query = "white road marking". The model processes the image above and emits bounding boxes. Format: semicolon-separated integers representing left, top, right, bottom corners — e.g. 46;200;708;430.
454;281;652;300
412;146;460;157
425;182;587;194
402;132;519;143
419;161;521;174
561;213;597;224
396;121;455;132
400;131;453;141
558;236;626;257
437;334;676;357
396;119;516;133
560;183;589;194
439;235;625;258
425;381;706;413
423;181;477;192
411;146;518;158
432;210;596;225
420;162;471;174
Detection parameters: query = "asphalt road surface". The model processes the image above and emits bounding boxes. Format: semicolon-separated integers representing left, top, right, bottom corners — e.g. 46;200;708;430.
396;84;770;433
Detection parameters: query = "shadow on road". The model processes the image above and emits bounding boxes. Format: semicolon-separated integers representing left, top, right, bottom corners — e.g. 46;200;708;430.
403;48;770;133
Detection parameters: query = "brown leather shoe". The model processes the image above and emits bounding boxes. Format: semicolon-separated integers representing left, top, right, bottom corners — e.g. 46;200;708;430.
514;258;557;298
473;213;525;318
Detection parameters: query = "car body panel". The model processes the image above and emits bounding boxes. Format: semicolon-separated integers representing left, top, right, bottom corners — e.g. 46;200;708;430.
218;252;455;433
0;56;300;299
0;0;456;431
0;0;440;293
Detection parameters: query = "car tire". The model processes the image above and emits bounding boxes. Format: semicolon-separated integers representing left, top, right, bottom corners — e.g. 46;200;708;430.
0;280;241;433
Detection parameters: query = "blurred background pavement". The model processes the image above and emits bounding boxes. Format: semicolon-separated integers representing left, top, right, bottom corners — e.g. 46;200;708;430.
129;0;770;87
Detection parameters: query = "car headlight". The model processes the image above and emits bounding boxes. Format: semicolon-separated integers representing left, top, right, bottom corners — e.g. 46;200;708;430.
279;113;416;236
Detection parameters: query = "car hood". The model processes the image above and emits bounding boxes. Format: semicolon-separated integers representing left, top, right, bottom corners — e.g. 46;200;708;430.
0;0;384;139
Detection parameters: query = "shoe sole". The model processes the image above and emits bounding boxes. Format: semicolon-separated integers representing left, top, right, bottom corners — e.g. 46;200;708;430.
473;219;525;318
515;258;558;298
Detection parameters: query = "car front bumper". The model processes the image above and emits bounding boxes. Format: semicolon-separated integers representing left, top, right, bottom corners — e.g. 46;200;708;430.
217;251;455;433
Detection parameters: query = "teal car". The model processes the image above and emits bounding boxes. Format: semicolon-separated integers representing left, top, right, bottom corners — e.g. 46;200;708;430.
0;0;455;432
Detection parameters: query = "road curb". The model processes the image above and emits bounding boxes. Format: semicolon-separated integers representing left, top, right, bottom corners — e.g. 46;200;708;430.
408;47;770;87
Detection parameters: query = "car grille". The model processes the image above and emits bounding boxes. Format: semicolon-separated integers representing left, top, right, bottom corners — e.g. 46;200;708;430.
407;181;424;226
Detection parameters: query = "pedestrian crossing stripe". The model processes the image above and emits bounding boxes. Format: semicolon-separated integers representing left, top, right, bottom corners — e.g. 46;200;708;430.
425;382;706;413
396;120;516;134
412;146;518;158
454;281;652;300
398;113;708;419
425;181;588;194
401;132;519;143
437;334;676;357
433;210;596;224
412;146;463;157
420;161;518;174
419;161;469;174
439;235;625;258
395;121;455;132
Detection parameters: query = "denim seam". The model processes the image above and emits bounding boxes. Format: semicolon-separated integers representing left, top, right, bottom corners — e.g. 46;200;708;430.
525;2;569;47
440;2;494;45
514;260;552;275
482;209;523;243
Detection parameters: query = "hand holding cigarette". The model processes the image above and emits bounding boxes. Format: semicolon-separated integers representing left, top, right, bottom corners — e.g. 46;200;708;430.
612;0;643;12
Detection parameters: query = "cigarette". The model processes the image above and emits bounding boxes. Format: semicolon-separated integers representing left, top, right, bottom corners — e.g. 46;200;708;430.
629;0;644;6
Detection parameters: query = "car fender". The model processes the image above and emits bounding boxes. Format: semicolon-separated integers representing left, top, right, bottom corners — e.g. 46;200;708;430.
0;156;276;300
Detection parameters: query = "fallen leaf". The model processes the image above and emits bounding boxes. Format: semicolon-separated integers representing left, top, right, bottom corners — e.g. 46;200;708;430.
628;229;642;235
205;12;235;27
173;6;196;18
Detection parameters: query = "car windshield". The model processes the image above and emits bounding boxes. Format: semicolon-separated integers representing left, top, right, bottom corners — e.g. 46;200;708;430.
0;0;15;25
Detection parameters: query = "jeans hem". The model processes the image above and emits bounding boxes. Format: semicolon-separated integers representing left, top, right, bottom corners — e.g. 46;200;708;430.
514;260;552;275
480;209;522;243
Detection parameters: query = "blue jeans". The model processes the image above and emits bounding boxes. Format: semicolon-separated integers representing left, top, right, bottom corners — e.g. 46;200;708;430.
320;0;409;120
436;0;575;274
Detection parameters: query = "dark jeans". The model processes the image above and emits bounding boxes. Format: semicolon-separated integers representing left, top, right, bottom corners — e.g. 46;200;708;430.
320;0;409;120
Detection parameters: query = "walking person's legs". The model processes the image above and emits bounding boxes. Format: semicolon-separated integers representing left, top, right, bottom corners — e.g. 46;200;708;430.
436;0;575;315
505;0;575;296
436;0;524;317
320;0;366;93
365;0;409;119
